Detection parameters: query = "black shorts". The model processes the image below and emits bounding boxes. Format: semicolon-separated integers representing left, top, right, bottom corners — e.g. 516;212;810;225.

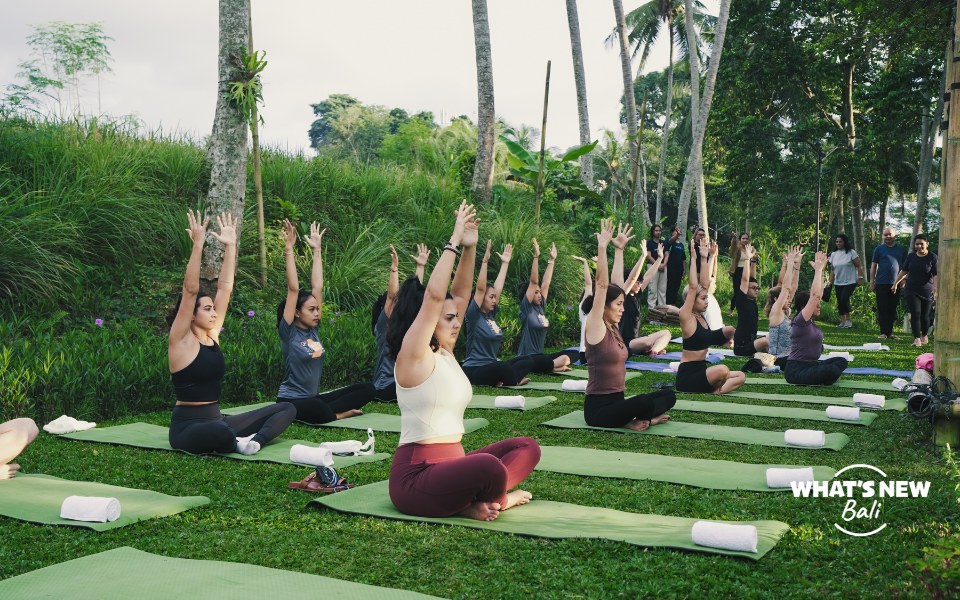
733;339;756;357
675;360;714;393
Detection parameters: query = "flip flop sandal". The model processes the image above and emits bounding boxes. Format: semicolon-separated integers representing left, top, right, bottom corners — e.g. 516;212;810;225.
288;471;357;493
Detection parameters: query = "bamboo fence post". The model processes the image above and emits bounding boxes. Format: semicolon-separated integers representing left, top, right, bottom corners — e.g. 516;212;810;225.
535;61;551;222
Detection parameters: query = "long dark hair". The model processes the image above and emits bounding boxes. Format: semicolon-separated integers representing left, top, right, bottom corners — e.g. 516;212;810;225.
371;291;388;334
166;288;214;328
793;291;811;314
276;289;316;328
517;280;531;303
386;276;453;360
834;233;852;254
581;284;624;314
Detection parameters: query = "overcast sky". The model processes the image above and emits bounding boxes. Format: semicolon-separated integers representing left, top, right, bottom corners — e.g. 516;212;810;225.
1;0;718;154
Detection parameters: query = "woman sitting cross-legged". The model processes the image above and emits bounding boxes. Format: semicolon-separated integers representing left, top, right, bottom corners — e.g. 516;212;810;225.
388;202;540;522
1;418;39;480
784;252;849;386
583;219;676;430
462;240;537;387
764;246;804;368
516;239;577;372
275;219;376;423
676;238;746;394
168;211;296;456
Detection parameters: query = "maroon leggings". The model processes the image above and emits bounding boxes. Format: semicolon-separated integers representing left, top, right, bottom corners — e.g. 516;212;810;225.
389;437;541;518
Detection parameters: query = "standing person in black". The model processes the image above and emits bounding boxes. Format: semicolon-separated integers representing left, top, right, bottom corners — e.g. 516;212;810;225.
665;226;687;307
893;234;938;347
733;244;769;356
168;211;296;456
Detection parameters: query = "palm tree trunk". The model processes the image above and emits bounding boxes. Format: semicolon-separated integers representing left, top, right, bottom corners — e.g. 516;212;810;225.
201;0;250;281
566;0;593;188
655;29;675;223
915;52;947;236
683;0;702;229
471;0;496;204
674;0;731;230
613;0;650;226
248;14;267;287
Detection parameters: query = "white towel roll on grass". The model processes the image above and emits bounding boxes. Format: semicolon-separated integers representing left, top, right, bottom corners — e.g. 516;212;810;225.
60;496;121;523
891;378;909;391
561;380;588;392
494;396;525;409
765;467;815;488
691;521;758;553
290;444;333;466
669;361;681;371
853;393;885;408
43;415;97;435
825;406;860;421
784;429;826;447
863;343;882;350
826;351;853;361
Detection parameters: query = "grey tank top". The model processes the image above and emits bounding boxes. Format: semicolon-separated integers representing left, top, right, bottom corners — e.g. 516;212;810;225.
372;310;396;390
768;317;792;358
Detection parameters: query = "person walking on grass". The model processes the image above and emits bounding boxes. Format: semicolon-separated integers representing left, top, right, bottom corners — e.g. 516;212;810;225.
371;244;428;401
387;201;540;522
645;224;668;308
827;233;864;328
870;228;907;340
893;234;938;347
583;218;676;430
677;238;745;394
665;225;687;307
275;219;376;422
168;211;296;456
516;239;577;372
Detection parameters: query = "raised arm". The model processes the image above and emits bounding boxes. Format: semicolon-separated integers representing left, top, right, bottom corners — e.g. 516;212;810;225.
170;210;208;346
680;233;707;332
585;219;615;345
776;251;789;287
572;255;593;301
305;222;325;310
384;244;401;318
788;247;804;294
540;243;558;302
209;213;238;338
801;251;828;321
410;243;430;284
398;202;475;371
526;239;540;303
633;243;663;291
492;243;512;297
473;240;493;308
740;245;755;295
623;240;645;290
281;218;302;326
703;240;718;290
611;222;635;287
450;211;480;319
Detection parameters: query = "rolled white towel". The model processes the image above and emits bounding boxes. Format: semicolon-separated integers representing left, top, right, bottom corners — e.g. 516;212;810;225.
669;361;681;371
766;467;815;489
863;343;882;350
561;380;588;392
60;496;121;523
825;405;860;421
827;351;853;361
494;396;525;409
853;393;885;408
784;429;826;447
320;440;363;455
891;378;909;391
691;520;758;553
290;444;333;466
43;415;97;435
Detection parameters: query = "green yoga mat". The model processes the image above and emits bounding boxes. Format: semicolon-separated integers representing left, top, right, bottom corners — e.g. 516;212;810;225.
0;547;440;599
0;475;208;532
467;395;557;411
726;392;907;412
310;481;788;561
540;411;849;450
62;423;392;467
222;404;488;434
744;377;893;391
546;369;645;381
535;446;837;492
503;380;583;393
673;399;877;426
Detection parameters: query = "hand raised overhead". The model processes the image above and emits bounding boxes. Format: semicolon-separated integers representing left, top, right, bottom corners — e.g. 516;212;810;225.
496;243;513;263
532;238;541;258
450;200;477;247
549;242;558;261
389;244;399;269
281;218;297;248
186;209;209;246
595;218;615;248
612;222;635;249
410;243;431;266
571;255;591;265
811;251;828;270
482;239;493;262
305;222;325;250
209;212;238;246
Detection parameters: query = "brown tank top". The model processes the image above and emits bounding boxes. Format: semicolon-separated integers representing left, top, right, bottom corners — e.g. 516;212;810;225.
585;325;627;395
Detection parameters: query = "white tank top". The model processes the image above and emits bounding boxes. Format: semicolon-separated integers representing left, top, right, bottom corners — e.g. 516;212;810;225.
396;348;472;444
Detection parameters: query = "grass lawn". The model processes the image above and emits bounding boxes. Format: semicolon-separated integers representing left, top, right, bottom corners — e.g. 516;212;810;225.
1;319;955;599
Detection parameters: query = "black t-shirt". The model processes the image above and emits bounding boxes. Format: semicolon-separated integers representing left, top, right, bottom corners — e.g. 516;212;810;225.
734;294;758;346
619;292;642;340
646;239;663;261
667;240;687;273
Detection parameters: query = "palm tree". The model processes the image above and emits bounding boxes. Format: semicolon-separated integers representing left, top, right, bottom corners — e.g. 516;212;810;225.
471;0;496;204
565;0;593;188
608;0;713;223
594;129;631;206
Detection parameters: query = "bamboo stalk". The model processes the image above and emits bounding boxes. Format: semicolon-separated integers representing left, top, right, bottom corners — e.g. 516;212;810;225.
248;14;267;287
535;61;551;222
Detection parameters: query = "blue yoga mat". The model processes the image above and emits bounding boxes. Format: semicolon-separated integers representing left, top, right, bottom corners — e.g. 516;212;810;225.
566;348;721;366
623;361;673;373
843;367;912;377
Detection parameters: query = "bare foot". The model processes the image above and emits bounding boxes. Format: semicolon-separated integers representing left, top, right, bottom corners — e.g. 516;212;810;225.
458;501;501;521
518;377;531;385
0;464;20;480
554;365;571;372
650;414;671;425
336;409;363;420
624;419;651;431
503;489;533;510
712;388;726;395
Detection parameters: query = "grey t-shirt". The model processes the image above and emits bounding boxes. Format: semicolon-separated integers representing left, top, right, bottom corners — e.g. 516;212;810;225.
464;300;504;367
517;296;549;357
830;250;860;286
372;310;396;390
278;318;325;398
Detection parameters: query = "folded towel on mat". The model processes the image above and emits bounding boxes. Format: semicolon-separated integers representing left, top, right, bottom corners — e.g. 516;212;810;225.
60;496;121;523
691;521;758;553
765;467;815;489
784;429;825;447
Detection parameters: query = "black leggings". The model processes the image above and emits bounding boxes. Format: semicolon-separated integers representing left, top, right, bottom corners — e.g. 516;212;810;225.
784;357;848;386
905;294;932;338
835;283;856;315
374;383;397;402
169;402;296;454
523;350;580;374
584;390;677;428
730;267;744;311
278;382;376;425
463;356;535;387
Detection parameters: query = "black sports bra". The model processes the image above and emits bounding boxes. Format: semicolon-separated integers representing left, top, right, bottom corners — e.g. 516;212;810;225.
171;341;226;403
682;316;728;351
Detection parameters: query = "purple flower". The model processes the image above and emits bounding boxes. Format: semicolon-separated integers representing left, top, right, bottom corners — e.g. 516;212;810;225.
247;311;255;316
566;306;572;310
94;318;103;326
220;327;224;332
330;318;335;324
336;311;340;316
